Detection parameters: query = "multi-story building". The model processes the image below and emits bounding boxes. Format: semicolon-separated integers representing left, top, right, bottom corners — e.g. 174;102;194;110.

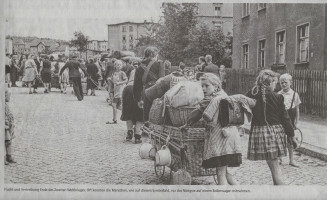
232;3;327;70
87;40;108;52
13;38;25;55
107;21;158;51
29;40;51;56
196;3;233;35
5;37;13;54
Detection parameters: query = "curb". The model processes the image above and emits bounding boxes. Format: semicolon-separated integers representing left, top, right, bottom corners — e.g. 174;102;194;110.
295;142;327;162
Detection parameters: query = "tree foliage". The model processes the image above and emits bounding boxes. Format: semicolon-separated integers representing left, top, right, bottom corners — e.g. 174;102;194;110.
70;31;89;52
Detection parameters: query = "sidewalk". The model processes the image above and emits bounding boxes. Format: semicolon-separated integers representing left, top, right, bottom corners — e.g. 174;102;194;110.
297;115;327;161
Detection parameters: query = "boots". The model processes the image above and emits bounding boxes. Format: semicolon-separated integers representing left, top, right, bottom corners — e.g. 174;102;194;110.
6;155;16;163
134;134;142;144
126;130;133;141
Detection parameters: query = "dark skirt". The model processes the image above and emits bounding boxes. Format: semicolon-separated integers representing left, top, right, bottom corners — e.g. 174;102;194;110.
120;85;139;123
5;65;10;74
87;76;98;89
41;69;52;83
10;67;18;82
202;153;242;169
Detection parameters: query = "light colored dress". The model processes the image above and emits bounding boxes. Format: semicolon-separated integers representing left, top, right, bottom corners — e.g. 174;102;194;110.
58;62;69;84
22;59;37;82
201;91;243;168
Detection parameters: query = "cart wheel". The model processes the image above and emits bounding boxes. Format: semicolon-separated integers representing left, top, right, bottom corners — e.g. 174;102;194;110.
213;168;219;185
154;161;165;179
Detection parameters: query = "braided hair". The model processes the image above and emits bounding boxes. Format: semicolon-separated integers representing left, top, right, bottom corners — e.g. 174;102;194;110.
251;70;279;126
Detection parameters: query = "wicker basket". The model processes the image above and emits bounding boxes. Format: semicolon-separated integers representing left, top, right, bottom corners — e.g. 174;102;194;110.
166;106;205;127
149;98;165;125
148;123;215;177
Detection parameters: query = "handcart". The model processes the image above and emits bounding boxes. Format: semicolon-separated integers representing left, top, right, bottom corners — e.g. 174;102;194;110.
141;123;220;185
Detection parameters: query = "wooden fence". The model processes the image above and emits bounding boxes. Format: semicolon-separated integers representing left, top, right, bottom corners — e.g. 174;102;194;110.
224;69;327;118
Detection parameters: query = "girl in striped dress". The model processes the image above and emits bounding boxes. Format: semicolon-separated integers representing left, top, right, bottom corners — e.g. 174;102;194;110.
182;73;242;185
246;69;296;185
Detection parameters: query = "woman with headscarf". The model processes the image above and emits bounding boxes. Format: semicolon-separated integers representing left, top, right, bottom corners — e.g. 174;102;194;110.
40;55;52;93
132;46;165;144
86;58;99;96
22;54;39;94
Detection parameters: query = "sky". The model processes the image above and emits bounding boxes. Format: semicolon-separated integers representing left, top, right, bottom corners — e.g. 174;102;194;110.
4;0;164;41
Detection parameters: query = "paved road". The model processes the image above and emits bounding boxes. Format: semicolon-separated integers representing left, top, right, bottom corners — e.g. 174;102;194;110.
5;86;327;185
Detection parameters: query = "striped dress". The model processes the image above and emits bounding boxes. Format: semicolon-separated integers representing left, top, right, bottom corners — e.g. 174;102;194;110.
201;91;242;168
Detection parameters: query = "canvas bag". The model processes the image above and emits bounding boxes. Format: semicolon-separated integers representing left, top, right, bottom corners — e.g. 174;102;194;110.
165;81;204;108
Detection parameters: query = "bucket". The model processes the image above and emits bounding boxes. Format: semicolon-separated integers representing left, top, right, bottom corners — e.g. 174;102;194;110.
155;145;171;166
139;143;156;160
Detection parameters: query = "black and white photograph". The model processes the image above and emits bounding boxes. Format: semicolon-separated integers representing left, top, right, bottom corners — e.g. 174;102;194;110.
2;0;327;199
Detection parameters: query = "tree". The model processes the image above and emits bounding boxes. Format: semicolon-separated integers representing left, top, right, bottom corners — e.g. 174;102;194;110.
155;3;198;65
185;24;228;67
70;31;89;56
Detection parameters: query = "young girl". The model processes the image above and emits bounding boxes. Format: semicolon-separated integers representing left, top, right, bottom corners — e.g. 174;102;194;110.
278;73;301;167
246;69;297;185
5;87;16;165
106;60;128;124
181;73;242;185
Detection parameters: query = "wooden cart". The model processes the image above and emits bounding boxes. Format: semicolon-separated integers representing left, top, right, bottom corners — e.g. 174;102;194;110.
142;123;221;185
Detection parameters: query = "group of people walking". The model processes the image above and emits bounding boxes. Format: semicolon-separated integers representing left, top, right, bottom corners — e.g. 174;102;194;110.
5;46;302;186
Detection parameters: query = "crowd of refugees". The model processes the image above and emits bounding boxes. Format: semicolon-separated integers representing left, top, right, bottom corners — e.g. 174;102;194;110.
5;46;301;186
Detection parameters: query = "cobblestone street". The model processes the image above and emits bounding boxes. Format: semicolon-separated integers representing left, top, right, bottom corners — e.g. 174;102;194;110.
5;86;327;185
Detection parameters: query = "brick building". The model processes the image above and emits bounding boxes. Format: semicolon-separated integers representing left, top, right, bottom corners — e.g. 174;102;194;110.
232;3;327;71
107;21;159;51
196;3;233;35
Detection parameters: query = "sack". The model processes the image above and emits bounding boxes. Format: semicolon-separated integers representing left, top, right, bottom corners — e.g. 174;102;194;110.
149;98;165;125
218;98;244;127
165;81;204;108
170;73;187;88
172;169;191;185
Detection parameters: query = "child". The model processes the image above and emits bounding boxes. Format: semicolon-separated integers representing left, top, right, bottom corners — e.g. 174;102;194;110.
278;73;301;167
106;60;127;124
5;87;16;165
181;73;242;185
246;69;296;185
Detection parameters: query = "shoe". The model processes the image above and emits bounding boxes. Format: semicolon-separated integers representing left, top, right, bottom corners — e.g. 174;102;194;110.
61;90;63;93
106;120;117;124
63;91;66;94
11;85;17;87
126;130;133;141
33;90;38;94
6;155;16;163
44;89;48;93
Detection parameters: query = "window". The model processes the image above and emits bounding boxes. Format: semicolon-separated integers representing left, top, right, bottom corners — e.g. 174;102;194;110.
122;36;126;43
242;3;250;17
276;30;286;64
122;26;126;32
129;44;134;49
129;35;133;41
258;3;266;10
129;26;133;32
297;23;309;63
258;39;265;68
242;44;249;69
215;6;221;16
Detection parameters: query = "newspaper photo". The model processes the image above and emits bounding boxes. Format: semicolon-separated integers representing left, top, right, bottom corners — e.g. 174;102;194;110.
1;0;327;199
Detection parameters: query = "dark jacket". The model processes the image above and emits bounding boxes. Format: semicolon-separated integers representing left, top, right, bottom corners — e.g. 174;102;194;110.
59;60;87;78
104;61;115;80
133;59;165;103
86;63;99;81
246;88;294;137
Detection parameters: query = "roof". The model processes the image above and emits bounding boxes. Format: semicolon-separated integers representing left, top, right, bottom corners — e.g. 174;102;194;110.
107;21;157;26
13;38;24;45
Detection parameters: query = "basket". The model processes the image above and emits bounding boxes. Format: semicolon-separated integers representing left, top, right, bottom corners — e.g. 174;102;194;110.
146;123;216;177
166;106;205;127
149;98;165;125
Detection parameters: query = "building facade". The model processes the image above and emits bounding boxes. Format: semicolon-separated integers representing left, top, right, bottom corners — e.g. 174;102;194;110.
87;40;108;52
107;21;158;51
5;37;13;54
232;3;327;71
13;38;25;55
196;3;233;35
